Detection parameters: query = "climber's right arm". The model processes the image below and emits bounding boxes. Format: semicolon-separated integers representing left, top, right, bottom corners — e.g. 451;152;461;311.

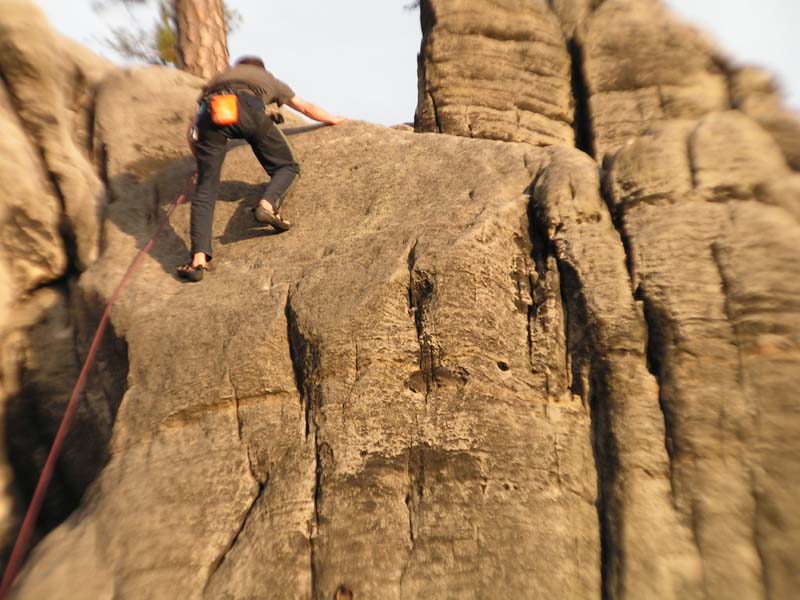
287;96;346;126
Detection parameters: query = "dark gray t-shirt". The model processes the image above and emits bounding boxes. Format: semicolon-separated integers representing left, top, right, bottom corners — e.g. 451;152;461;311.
201;64;295;106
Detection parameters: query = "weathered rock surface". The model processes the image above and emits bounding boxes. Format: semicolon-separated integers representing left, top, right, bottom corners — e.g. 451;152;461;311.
14;90;611;596
0;0;112;271
1;0;799;599
0;83;66;298
605;111;800;599
730;67;800;171
417;0;800;171
533;147;703;598
415;0;576;146
0;5;303;570
0;0;111;567
577;0;731;158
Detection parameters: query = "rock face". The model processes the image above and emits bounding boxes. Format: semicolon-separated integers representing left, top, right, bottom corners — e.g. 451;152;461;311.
0;0;112;571
16;86;610;596
604;112;800;599
415;0;576;146
416;0;800;165
730;67;800;170
1;1;799;599
0;0;113;271
577;0;731;158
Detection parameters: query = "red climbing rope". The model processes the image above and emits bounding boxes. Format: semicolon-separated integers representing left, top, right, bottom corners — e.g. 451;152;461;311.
0;173;196;599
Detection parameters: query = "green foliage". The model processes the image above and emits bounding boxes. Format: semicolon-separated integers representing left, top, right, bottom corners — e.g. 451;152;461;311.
154;2;176;65
93;0;241;65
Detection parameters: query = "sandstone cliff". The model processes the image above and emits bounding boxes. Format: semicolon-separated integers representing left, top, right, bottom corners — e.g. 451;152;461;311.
1;1;799;599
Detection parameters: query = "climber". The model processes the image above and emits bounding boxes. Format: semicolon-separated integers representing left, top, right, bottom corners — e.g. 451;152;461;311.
179;55;346;282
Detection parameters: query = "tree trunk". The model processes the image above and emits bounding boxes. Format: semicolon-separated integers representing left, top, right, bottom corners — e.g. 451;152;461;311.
174;0;229;79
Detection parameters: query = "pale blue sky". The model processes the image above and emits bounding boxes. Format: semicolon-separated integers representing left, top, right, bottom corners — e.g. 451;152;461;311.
37;1;800;124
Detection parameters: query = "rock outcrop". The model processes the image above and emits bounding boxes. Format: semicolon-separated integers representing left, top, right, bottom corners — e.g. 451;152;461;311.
417;0;800;168
730;67;800;170
0;0;113;272
604;112;800;599
1;1;799;599
415;0;576;146
0;0;112;571
576;0;731;158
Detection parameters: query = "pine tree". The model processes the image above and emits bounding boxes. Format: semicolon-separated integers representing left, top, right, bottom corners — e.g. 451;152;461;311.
174;0;229;78
94;0;240;76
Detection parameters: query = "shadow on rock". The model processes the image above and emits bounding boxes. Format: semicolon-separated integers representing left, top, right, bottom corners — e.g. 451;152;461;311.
105;145;284;279
282;123;327;136
3;284;128;546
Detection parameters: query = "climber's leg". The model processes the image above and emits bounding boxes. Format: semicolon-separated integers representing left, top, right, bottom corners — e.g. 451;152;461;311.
247;115;301;212
189;123;228;263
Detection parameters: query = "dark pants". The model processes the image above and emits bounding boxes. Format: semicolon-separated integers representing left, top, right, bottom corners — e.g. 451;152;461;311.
191;93;300;259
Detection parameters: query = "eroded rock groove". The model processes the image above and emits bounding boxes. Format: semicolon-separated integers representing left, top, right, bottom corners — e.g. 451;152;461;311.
558;258;619;598
568;38;595;158
407;241;436;397
285;293;324;599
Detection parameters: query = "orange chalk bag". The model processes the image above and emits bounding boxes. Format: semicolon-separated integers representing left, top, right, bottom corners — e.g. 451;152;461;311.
210;94;239;126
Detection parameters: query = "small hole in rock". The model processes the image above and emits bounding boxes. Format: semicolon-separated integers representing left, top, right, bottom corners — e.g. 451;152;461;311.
497;361;510;371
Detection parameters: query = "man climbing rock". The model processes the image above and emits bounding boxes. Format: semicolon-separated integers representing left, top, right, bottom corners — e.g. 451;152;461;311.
179;55;345;281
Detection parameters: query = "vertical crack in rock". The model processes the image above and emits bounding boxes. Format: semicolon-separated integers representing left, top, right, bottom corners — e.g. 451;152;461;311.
713;55;738;110
709;241;746;392
558;257;621;600
637;291;681;508
407;241;436;399
526;163;574;401
417;0;442;134
600;170;638;292
85;79;98;159
553;434;564;491
587;371;621;600
429;92;442;134
526;271;536;368
527;225;570;399
687;126;700;190
223;361;257;483
311;439;323;600
596;169;700;593
285;291;324;599
202;355;263;591
599;169;676;489
96;142;110;195
597;170;710;588
204;478;267;593
286;293;314;439
529;180;620;599
710;234;768;591
555;259;588;402
596;170;680;508
568;38;595;158
0;72;81;275
401;445;425;589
